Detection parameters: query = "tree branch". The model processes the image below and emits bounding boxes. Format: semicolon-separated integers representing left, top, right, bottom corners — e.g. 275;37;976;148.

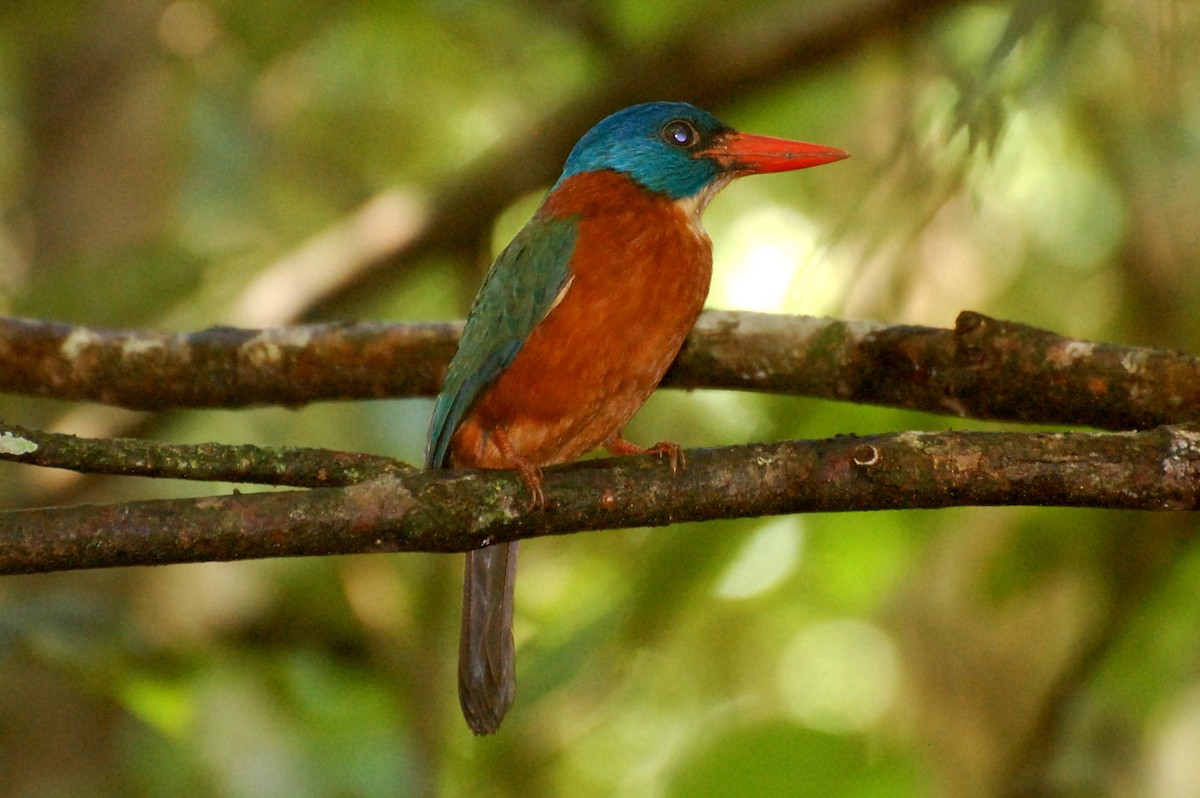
4;311;1199;429
4;424;1199;576
0;421;409;487
0;315;458;409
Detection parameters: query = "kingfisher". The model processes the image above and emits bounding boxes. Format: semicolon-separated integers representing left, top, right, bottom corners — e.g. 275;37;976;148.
426;101;848;734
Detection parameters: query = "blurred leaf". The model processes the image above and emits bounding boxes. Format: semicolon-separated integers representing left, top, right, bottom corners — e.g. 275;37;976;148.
667;720;927;798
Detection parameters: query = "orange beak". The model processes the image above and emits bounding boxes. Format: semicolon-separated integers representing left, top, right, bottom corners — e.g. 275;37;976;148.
700;131;849;175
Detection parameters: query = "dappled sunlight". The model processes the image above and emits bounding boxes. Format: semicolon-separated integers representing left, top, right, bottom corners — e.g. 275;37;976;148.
711;204;849;315
1148;686;1200;797
227;189;428;326
777;619;901;733
714;516;805;600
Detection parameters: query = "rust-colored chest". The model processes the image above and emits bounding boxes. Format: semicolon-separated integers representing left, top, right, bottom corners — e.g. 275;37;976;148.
451;172;712;468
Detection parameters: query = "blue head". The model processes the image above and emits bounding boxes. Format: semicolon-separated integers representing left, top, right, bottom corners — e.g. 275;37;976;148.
556;102;733;199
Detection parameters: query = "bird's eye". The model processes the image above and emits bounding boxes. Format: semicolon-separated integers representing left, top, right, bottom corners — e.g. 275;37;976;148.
661;120;699;148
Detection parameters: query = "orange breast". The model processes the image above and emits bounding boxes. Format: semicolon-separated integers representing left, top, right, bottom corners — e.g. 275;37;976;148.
451;172;712;468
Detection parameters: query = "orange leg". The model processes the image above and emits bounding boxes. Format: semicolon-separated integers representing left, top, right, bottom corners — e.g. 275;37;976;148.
603;433;685;473
492;428;545;509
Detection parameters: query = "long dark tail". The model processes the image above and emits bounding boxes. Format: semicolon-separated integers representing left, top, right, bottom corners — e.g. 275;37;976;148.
458;541;518;734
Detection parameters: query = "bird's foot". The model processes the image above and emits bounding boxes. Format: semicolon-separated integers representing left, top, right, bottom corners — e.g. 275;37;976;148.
604;435;686;473
492;428;545;510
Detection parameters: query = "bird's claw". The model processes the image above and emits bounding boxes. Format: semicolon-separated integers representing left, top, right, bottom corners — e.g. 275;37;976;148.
493;427;546;510
523;476;546;511
604;435;685;474
508;457;545;511
645;441;685;474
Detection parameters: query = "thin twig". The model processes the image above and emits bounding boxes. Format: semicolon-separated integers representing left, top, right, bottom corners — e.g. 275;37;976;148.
0;421;410;487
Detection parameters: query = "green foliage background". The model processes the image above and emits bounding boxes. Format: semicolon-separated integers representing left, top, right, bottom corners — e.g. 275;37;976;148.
1;1;1199;795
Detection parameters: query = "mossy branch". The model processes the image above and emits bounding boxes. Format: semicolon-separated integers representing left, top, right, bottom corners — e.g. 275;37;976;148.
3;424;1198;576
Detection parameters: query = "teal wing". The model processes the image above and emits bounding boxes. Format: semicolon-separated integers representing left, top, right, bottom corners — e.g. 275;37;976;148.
425;214;578;468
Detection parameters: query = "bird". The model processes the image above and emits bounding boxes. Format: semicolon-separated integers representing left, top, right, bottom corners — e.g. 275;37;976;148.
426;101;848;734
